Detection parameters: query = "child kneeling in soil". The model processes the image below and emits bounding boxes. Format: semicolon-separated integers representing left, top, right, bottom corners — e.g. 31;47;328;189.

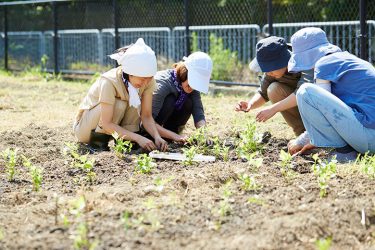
287;27;375;162
73;38;168;152
152;52;213;142
235;36;313;136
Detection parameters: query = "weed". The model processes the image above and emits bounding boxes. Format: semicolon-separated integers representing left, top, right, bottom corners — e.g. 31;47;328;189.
182;146;197;166
135;154;156;174
315;236;332;250
1;148;18;181
355;152;375;178
312;154;337;198
238;174;262;192
22;155;43;191
112;131;132;158
279;150;296;181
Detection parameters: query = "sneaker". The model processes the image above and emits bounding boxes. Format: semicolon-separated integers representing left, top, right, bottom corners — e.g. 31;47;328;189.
329;145;358;163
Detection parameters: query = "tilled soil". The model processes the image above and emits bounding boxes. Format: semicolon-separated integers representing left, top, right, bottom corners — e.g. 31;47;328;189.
0;123;375;250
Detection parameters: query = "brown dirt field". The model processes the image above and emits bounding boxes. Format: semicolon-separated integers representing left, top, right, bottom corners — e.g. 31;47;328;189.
0;73;374;250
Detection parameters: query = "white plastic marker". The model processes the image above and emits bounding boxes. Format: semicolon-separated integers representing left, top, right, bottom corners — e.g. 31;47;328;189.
361;208;366;226
149;151;215;162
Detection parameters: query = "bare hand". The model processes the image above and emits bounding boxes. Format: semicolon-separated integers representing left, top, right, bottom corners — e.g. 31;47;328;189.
155;136;168;152
255;107;276;122
137;136;157;151
173;134;188;144
235;101;251;112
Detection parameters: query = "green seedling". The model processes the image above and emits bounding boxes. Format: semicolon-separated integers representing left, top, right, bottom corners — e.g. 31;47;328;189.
69;196;98;250
112;131;132;158
1;148;18;181
212;137;230;161
238;174;262;192
64;142;96;183
22;155;43;191
247;196;265;206
242;151;263;171
135;154;156;174
279;150;296;181
312;154;337;198
182;146;197;166
315;236;332;250
153;176;174;192
212;180;233;220
121;211;132;230
0;227;4;241
355;152;375;178
236;121;263;159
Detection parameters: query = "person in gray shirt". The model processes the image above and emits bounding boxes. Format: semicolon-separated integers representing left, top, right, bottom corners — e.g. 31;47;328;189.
152;52;213;142
235;36;313;136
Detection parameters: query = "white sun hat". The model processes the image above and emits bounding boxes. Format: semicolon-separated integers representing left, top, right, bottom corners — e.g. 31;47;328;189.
183;52;213;94
110;38;157;77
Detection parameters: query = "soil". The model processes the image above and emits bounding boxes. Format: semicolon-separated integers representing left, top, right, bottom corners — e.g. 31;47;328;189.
0;123;375;250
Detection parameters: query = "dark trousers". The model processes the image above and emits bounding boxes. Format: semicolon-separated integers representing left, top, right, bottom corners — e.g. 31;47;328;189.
154;94;193;133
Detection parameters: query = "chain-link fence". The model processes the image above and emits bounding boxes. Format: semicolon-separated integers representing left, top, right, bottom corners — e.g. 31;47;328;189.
0;0;374;83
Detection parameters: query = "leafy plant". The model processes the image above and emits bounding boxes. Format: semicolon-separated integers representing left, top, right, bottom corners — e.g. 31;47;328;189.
236;121;263;160
279;150;296;181
1;148;18;181
312;154;337;198
135;154;156;174
315;236;332;250
212;180;233;222
22;155;43;191
64;142;96;183
69;196;98;250
182;146;197;166
355;152;375;178
211;137;230;162
238;174;262;192
187;127;210;154
112;131;132;158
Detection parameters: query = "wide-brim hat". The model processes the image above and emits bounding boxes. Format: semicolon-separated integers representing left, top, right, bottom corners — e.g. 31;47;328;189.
288;27;341;72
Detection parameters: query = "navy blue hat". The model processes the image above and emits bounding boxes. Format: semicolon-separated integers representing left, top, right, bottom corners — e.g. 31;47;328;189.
249;36;291;73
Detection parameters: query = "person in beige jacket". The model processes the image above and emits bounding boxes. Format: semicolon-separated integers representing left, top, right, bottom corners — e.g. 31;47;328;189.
73;38;168;152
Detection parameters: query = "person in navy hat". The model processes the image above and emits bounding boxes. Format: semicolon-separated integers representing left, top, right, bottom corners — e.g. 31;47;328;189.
235;36;313;136
287;27;375;162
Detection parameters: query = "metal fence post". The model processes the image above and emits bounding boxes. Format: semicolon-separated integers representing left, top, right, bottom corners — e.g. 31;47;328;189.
4;5;8;71
184;0;190;56
267;0;273;36
359;0;368;60
113;0;120;67
52;1;59;74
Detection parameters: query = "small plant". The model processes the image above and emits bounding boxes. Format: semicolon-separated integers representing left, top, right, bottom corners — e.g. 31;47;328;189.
236;121;263;159
187;127;211;154
112;131;132;158
153;176;174;192
69;196;98;250
135;154;156;174
1;148;18;181
212;180;233;222
355;152;375;178
242;151;263;170
64;142;96;183
238;174;262;192
315;236;332;250
312;154;337;198
22;155;43;191
212;137;230;161
182;146;197;166
247;196;265;206
279;150;296;181
0;227;4;241
121;211;133;231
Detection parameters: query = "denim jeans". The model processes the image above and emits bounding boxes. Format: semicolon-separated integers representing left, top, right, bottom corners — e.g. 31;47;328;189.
296;83;375;153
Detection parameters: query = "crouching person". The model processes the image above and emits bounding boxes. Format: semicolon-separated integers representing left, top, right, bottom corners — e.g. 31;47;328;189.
73;38;168;152
152;52;213;142
235;36;313;136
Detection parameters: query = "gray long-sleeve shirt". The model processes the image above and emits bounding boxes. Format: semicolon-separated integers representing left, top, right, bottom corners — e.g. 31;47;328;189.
152;69;205;123
258;69;314;101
